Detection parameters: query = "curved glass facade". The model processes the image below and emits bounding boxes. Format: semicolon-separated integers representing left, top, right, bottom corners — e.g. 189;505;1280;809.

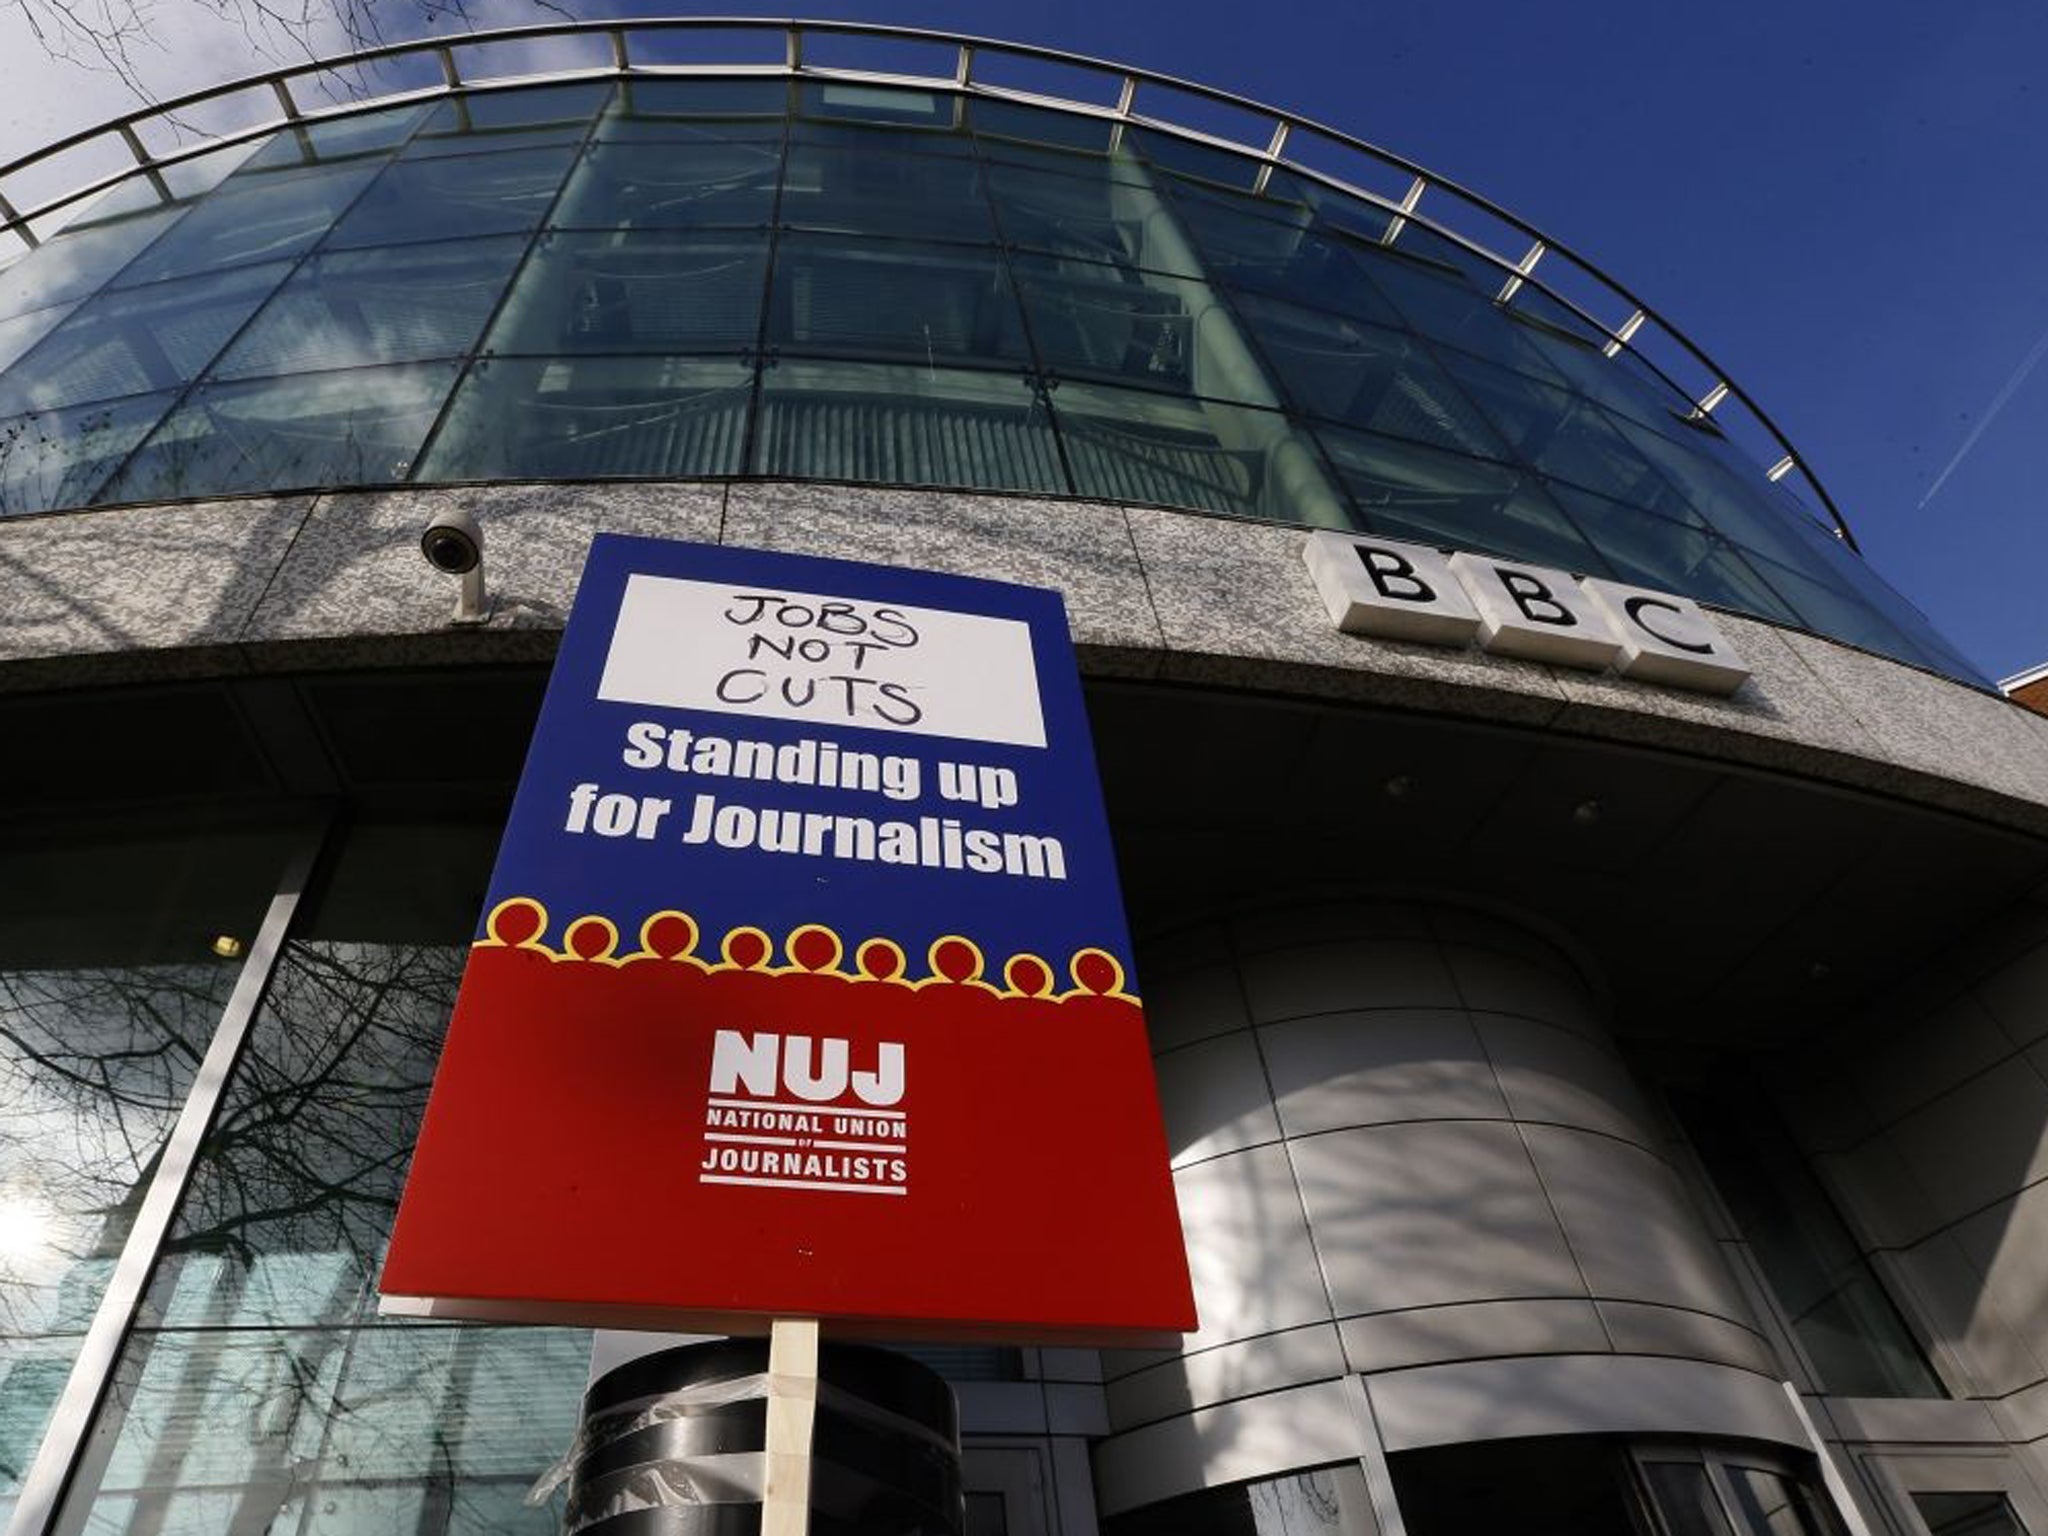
0;808;591;1533
0;74;1982;683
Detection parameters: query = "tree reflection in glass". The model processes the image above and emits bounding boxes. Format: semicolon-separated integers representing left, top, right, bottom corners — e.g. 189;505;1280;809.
0;815;295;1511
63;875;587;1532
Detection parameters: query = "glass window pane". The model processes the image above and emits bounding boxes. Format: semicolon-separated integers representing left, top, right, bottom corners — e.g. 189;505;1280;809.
1386;222;1514;294
140;940;461;1329
1131;128;1260;190
1017;255;1281;408
1607;413;1833;571
1747;553;1947;672
1505;284;1611;351
489;231;766;354
0;208;185;321
1613;430;1982;675
1357;245;1574;381
771;235;1028;371
1643;1462;1738;1536
1766;512;1987;683
595;92;787;148
594;120;787;151
1914;1492;2026;1536
236;104;426;172
980;138;1157;189
795;79;965;136
420;356;752;480
1763;489;1924;604
778;144;995;243
1174;195;1351;282
64;1324;587;1534
1318;423;1610;570
0;812;299;1506
1109;1463;1380;1536
988;164;1194;275
1795;1278;1958;1398
607;76;788;127
1229;291;1505;456
398;124;588;163
1670;1090;1945;1397
0;391;179;516
110;162;383;288
790;77;971;151
1056;383;1346;524
1206;225;1407;330
0;304;79;376
97;362;455;502
550;138;780;231
0;261;291;416
789;114;977;159
1514;324;1701;434
211;237;524;379
969;98;1123;162
54;183;171;231
1;1336;74;1503
755;358;1065;493
1167;174;1312;233
1439;352;1693;513
122;817;503;1336
412;81;610;146
1724;1465;1837;1536
30;816;593;1534
64;146;255;231
325;146;577;248
1017;257;1202;392
1545;485;1802;625
1260;170;1398;245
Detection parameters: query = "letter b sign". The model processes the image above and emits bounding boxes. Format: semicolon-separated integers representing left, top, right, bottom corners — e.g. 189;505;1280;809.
1303;532;1481;645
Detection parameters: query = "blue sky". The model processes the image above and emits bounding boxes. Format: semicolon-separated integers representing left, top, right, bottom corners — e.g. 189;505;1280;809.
7;0;2044;680
807;0;2048;682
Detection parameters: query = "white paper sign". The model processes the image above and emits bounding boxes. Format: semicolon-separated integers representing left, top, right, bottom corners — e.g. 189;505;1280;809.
597;574;1048;747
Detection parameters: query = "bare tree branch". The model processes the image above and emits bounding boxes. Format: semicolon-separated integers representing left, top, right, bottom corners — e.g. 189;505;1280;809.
4;0;568;117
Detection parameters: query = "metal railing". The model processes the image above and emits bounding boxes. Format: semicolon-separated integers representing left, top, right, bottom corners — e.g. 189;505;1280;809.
0;16;1859;549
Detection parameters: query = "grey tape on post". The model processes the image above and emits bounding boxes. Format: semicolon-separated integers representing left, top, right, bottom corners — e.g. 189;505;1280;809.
528;1372;776;1508
529;1366;961;1522
567;1451;768;1532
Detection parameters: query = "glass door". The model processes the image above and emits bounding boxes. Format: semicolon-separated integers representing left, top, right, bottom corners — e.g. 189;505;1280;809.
1635;1444;1847;1536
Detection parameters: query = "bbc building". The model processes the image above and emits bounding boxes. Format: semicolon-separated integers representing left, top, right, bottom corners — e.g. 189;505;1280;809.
2;20;2047;1536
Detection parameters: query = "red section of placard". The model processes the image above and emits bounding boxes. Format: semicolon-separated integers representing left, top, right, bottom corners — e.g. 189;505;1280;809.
379;902;1197;1344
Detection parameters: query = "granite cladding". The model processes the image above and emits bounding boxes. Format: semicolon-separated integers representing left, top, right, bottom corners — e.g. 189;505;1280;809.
1;482;2045;831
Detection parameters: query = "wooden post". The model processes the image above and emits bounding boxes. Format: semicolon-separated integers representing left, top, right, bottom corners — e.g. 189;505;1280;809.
762;1318;820;1536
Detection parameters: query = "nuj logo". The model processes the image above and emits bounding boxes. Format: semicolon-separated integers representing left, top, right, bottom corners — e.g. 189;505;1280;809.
709;1030;905;1105
700;1030;912;1195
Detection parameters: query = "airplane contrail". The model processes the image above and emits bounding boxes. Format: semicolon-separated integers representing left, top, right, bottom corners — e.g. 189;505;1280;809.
1918;319;2048;509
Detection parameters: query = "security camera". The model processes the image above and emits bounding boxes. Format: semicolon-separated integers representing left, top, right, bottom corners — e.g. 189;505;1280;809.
420;507;491;625
421;506;481;574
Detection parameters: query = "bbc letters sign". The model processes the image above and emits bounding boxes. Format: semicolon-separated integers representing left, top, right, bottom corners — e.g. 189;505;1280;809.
1304;531;1751;696
381;535;1195;1346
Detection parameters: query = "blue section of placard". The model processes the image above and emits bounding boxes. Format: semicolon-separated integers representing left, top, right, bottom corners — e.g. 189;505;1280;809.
482;535;1136;978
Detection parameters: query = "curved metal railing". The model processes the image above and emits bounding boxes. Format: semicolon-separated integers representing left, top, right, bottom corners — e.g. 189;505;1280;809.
0;16;1858;548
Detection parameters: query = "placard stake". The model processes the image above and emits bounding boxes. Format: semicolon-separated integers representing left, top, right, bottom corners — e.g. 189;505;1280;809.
763;1317;819;1536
